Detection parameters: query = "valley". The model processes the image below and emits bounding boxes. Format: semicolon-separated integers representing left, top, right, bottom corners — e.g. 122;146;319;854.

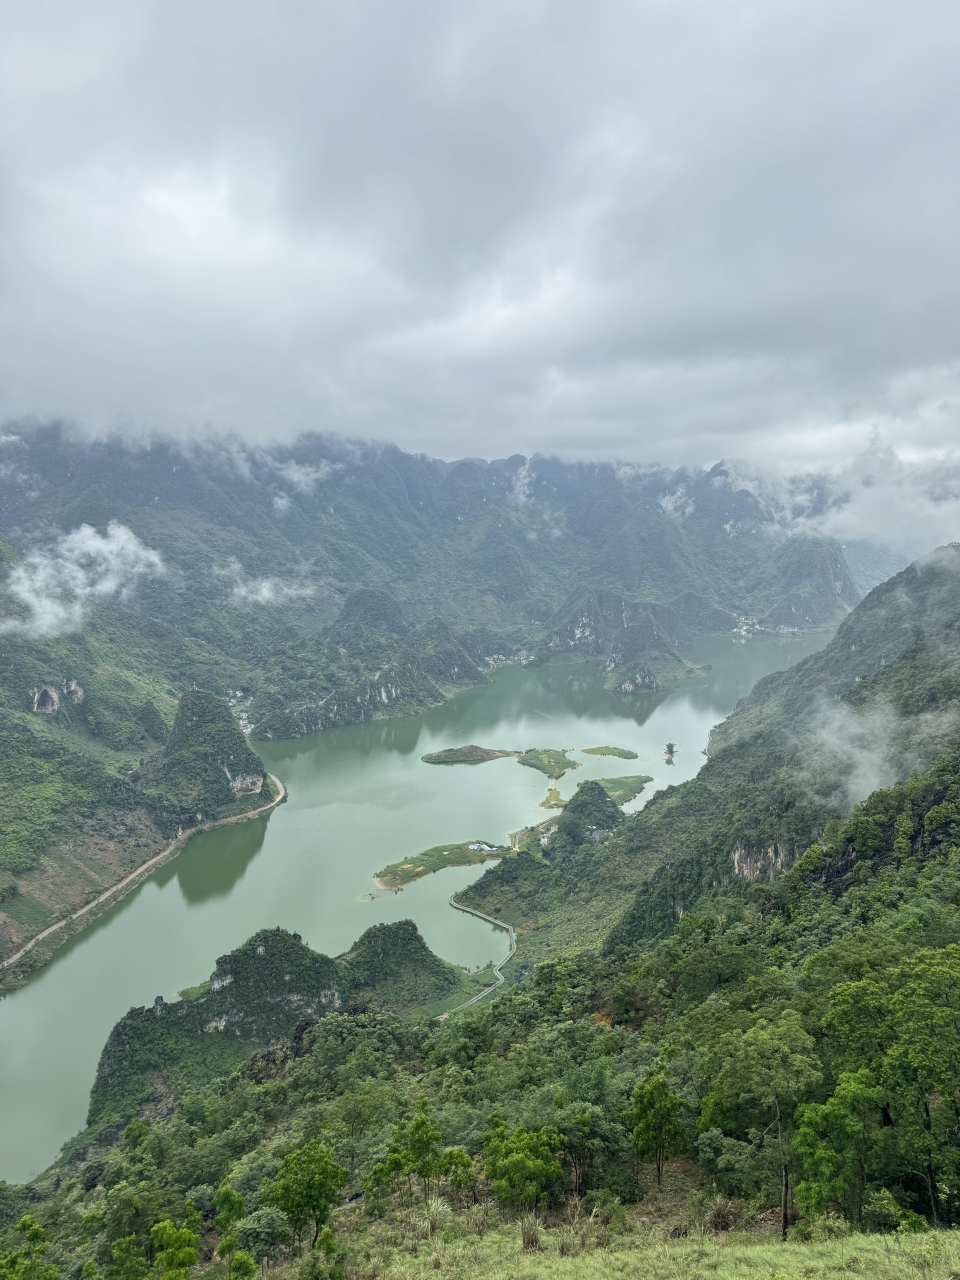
0;630;827;1184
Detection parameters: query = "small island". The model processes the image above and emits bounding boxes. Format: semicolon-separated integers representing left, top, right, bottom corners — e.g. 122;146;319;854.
581;745;639;759
376;840;505;889
596;775;653;805
540;787;565;809
518;748;579;779
421;744;519;765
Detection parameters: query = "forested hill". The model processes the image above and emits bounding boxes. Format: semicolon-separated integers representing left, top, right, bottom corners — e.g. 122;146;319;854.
461;544;960;959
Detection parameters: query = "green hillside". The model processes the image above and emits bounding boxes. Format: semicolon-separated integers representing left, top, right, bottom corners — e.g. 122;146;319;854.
7;733;960;1274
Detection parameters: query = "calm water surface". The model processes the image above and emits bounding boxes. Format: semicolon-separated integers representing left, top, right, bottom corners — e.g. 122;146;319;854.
0;631;829;1181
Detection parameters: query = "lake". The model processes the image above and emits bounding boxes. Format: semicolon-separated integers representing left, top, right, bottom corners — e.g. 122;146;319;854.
0;631;830;1182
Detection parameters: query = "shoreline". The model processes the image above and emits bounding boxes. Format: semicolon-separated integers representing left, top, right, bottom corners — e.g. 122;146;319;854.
1;774;286;980
438;894;517;1017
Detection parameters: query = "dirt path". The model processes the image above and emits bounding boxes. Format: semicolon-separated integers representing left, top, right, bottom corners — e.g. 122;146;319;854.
439;894;517;1016
2;774;286;972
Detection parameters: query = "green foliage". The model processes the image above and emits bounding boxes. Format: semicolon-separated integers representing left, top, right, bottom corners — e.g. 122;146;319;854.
0;1217;59;1280
482;1117;565;1208
234;1208;289;1264
149;1221;198;1280
623;1073;690;1187
260;1141;347;1246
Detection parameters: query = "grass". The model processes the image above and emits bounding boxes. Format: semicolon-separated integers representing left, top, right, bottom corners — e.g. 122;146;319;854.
582;745;639;759
421;745;519;764
518;749;579;780
413;967;500;1018
235;1178;960;1280
376;841;507;889
596;775;654;805
1;892;52;928
371;1224;960;1280
540;788;565;809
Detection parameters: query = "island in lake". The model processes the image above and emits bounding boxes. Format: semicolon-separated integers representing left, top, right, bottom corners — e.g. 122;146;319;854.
596;775;654;804
421;744;520;764
540;774;653;809
581;745;639;759
518;748;579;778
376;840;506;889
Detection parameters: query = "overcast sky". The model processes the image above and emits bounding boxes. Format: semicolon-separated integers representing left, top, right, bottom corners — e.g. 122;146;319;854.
0;1;957;471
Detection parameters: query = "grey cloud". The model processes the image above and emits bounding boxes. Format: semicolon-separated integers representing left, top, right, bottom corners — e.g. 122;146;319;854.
0;2;956;470
0;522;165;635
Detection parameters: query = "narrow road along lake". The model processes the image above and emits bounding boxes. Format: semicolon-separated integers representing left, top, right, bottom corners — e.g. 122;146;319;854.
0;631;830;1182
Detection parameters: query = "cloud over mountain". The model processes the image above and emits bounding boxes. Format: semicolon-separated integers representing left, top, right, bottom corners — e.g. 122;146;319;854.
1;522;164;635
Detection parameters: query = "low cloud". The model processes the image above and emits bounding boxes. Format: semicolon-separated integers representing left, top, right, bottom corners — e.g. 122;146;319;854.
269;459;335;494
219;559;312;605
0;522;164;635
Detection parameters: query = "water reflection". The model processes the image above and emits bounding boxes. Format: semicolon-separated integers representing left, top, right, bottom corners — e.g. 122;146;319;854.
155;817;268;905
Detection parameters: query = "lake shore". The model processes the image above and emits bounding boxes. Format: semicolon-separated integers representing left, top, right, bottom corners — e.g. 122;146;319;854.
0;775;286;994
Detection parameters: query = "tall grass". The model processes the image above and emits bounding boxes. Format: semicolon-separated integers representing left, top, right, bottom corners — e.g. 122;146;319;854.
379;1223;960;1280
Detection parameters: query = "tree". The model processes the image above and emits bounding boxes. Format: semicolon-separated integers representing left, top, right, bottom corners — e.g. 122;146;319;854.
124;1120;150;1153
794;1069;886;1225
235;1209;289;1265
711;1010;822;1240
229;1252;256;1280
149;1221;198;1280
103;1237;149;1280
403;1101;444;1201
0;1217;60;1280
623;1074;690;1189
482;1117;564;1209
214;1181;246;1280
440;1147;473;1198
378;1101;444;1202
259;1140;347;1249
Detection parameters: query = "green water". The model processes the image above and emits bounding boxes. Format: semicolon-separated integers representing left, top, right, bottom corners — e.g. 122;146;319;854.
0;632;830;1182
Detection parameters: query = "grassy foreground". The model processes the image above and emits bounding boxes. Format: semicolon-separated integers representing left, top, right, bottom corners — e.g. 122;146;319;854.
198;1196;960;1280
358;1224;959;1280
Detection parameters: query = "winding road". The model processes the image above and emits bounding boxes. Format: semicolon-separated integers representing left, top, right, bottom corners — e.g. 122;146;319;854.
441;892;517;1015
2;774;286;973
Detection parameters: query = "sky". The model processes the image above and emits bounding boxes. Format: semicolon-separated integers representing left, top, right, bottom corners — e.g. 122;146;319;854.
0;1;957;474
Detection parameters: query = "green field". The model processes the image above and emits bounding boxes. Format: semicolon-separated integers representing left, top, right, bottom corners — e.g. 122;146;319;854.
581;744;639;758
518;747;578;779
376;839;506;889
540;787;565;808
596;774;653;804
421;744;518;764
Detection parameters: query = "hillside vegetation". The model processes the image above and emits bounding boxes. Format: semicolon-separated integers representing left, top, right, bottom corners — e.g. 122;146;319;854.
0;430;879;962
461;545;960;963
